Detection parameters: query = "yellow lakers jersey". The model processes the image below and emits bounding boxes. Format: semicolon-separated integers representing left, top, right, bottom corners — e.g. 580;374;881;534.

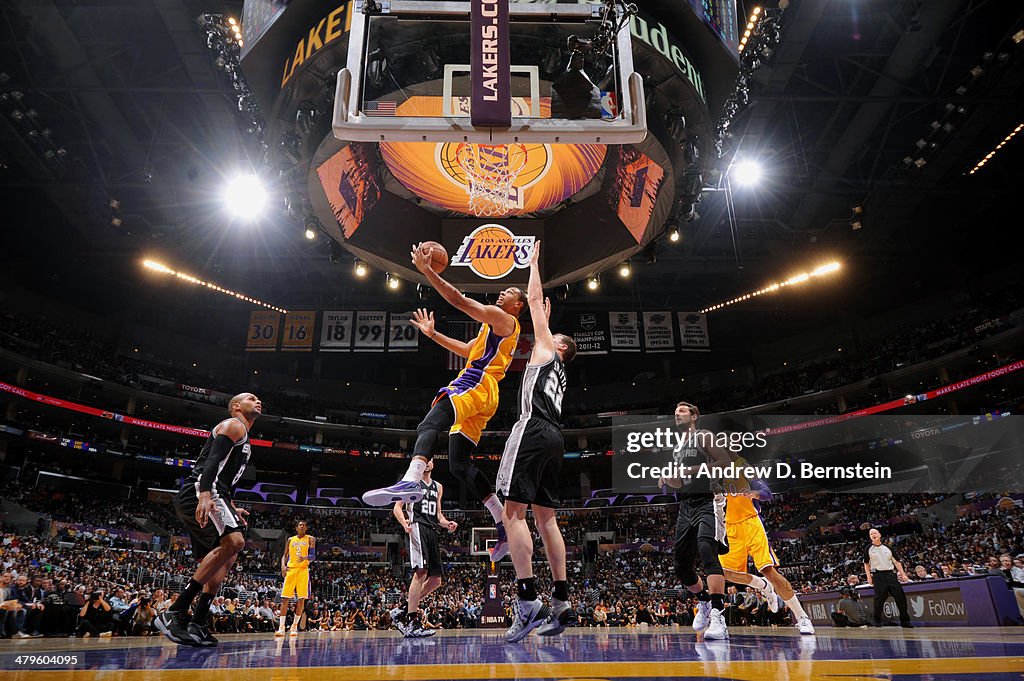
287;535;311;569
451;318;520;390
723;457;760;523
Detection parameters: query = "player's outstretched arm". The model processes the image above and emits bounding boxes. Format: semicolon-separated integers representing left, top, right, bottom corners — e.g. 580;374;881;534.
411;243;515;337
527;241;555;364
410;308;473;358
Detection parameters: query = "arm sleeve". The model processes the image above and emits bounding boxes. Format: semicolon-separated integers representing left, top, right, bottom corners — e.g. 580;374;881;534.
199;434;236;492
307;538;315;561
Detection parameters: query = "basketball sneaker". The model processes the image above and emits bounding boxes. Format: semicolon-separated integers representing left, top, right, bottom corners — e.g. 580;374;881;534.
186;622;218;647
797;615;815;635
488;522;510;562
506;599;550;643
155;610;192;645
390;606;412;636
274;627;286;637
362;480;424;506
537;599;572;637
404;625;437;638
757;580;779;613
703;608;728;641
692;600;711;632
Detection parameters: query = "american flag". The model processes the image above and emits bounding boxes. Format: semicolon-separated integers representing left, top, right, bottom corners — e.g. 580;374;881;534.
363;100;396;116
445;320;478;371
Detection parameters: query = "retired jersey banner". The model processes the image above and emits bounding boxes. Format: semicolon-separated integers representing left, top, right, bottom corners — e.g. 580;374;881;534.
320;311;353;352
246;311;281;352
353;311;387;352
570;312;609;355
282;311;316;351
387;312;419;352
678;311;711;352
643;312;675;353
609;312;641;352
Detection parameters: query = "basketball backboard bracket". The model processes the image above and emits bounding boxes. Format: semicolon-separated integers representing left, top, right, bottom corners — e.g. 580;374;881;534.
333;1;647;144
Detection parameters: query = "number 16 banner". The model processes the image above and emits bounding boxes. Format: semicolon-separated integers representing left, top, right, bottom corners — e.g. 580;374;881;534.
387;312;419;352
353;311;387;352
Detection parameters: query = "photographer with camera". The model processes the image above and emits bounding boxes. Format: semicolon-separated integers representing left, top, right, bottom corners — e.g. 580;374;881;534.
831;586;870;628
74;590;113;638
132;595;157;636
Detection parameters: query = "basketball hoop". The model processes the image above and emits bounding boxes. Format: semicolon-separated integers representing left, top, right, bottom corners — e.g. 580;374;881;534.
455;143;528;217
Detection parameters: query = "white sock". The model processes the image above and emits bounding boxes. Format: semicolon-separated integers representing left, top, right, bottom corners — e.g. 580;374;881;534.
278;615;286;630
484;495;504;524
748;575;768;591
785;595;808;619
402;458;427;483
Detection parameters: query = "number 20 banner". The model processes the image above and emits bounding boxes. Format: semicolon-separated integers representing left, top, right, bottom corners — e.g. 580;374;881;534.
387;312;419;352
353;311;387;352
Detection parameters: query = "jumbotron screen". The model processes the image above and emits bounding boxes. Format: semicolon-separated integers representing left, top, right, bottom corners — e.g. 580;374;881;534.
689;0;740;54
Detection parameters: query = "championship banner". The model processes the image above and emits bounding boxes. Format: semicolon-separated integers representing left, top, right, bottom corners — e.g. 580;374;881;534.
353;311;387;352
643;311;675;353
246;311;281;352
320;311;353;352
387;312;419;352
678;311;710;352
570;312;609;355
282;311;316;352
609;312;641;352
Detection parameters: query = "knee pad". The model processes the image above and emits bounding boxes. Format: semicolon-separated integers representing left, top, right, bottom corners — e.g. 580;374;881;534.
697;538;724;576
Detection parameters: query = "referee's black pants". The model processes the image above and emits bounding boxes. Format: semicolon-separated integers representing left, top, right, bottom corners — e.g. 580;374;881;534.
872;570;910;625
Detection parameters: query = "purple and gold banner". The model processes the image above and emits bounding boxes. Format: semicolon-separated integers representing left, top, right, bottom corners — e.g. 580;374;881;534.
471;0;511;127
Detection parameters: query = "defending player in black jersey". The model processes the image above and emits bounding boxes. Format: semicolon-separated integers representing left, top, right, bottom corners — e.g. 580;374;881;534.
497;241;578;643
155;392;261;647
660;401;733;640
391;459;458;638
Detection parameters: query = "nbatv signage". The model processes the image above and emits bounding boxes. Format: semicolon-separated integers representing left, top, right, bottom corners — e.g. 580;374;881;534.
450;224;536;280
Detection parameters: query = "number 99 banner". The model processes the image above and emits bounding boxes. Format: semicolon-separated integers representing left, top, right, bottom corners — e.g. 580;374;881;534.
387;312;419;352
353;311;387;352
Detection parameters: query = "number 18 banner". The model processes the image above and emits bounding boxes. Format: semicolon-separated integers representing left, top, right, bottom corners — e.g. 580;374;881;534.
320;311;353;352
353;311;387;352
387;312;419;352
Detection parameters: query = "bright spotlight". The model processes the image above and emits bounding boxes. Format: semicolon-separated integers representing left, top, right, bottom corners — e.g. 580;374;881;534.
304;228;316;240
733;160;763;186
354;260;368;278
224;173;266;219
668;228;680;243
586;275;600;290
618;262;631;278
386;273;400;290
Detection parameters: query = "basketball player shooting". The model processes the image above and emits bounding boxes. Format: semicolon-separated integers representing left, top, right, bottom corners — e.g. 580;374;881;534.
496;241;578;643
362;241;526;562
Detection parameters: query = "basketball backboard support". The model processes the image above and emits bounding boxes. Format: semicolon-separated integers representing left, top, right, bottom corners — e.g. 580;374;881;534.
333;0;647;144
470;526;498;557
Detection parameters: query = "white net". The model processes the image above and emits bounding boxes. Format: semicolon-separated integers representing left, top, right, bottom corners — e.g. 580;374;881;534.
455;143;528;217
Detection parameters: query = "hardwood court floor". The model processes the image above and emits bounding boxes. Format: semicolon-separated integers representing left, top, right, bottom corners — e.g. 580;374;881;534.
2;626;1023;680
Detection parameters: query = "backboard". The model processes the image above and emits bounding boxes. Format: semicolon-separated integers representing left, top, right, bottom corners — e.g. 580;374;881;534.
333;0;647;144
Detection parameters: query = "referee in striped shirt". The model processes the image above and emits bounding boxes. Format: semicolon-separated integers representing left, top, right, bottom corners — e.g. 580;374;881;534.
863;527;913;627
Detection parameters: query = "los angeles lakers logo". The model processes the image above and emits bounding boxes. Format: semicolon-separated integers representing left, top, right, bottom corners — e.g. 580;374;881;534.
451;224;535;280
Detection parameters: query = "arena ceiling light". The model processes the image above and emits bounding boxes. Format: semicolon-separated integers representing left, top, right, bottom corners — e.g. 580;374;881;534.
701;260;842;313
354;259;369;277
386;272;401;290
968;122;1023;175
668;227;681;243
223;172;267;219
618;261;632;278
141;259;287;313
587;275;601;291
732;159;763;186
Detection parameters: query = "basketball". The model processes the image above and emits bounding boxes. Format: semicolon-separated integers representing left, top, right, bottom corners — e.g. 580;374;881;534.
420;241;448;273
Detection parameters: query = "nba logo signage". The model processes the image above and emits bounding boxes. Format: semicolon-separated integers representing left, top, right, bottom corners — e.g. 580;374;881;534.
451;224;535;280
489;583;497;600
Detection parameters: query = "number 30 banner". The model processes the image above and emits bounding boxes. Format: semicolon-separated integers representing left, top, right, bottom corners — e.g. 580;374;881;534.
387;312;419;352
320;311;353;352
353;311;387;352
246;311;281;352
